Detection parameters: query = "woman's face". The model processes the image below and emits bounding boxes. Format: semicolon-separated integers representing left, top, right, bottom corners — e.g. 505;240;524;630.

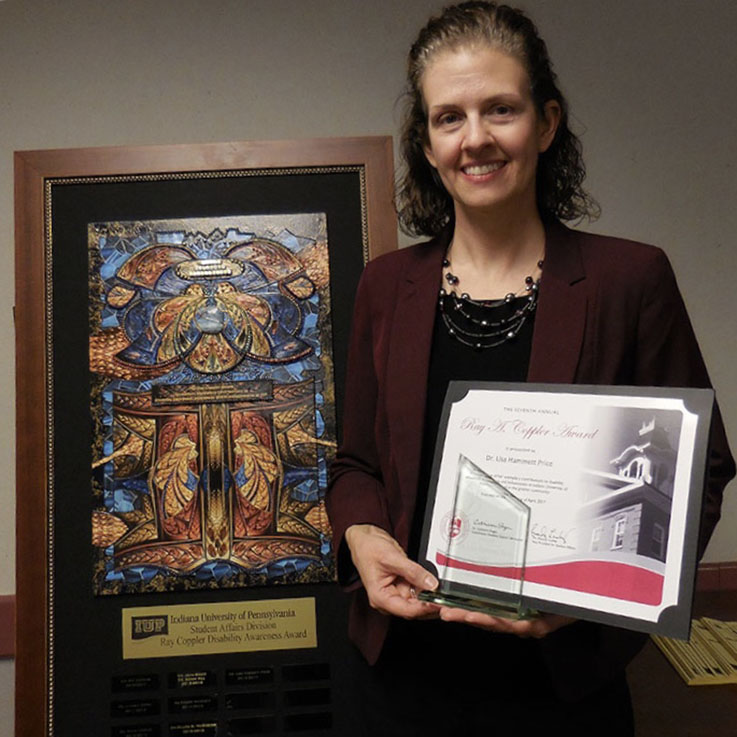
421;44;560;221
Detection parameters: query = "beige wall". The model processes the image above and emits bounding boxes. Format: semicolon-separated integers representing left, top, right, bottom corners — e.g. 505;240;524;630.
2;1;736;731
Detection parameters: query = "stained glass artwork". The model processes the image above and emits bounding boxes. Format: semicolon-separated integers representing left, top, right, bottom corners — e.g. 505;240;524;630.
89;214;336;594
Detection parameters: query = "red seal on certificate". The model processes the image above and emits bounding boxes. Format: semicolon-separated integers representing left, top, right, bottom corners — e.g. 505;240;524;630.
440;511;469;543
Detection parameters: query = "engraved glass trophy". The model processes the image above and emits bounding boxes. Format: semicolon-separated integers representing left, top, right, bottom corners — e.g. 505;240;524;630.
418;455;537;619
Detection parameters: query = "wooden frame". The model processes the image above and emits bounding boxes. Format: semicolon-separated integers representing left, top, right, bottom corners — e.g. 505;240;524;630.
15;137;396;736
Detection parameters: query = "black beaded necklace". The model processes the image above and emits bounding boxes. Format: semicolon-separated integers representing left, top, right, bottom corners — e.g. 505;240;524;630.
439;255;543;350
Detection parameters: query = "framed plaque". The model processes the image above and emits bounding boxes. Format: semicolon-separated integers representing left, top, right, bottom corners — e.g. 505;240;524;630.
418;381;713;639
15;137;397;736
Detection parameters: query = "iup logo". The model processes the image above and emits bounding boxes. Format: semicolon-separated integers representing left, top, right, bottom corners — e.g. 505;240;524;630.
131;615;168;640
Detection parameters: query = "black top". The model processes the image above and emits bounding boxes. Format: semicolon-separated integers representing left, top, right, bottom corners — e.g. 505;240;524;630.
385;297;545;683
409;296;535;558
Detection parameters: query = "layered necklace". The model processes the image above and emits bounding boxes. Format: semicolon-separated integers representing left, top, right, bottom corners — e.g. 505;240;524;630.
439;252;543;350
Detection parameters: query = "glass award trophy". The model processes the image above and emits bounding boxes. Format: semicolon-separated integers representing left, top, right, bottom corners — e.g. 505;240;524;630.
418;455;538;619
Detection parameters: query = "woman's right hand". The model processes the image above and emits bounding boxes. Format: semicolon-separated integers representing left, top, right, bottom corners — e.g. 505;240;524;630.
344;524;441;619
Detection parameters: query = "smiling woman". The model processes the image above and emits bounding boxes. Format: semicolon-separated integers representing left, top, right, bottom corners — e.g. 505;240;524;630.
326;3;734;737
397;1;596;239
421;46;560;239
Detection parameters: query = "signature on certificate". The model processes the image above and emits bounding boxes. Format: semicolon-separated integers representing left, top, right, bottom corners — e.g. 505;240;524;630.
530;524;576;549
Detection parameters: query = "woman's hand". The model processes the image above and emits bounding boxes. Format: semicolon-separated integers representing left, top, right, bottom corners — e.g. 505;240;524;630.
344;524;573;636
344;524;441;619
437;606;575;638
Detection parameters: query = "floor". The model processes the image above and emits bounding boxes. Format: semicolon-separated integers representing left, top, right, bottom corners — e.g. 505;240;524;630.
628;590;737;736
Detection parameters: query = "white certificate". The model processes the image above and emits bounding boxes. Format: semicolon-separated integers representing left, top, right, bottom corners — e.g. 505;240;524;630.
418;382;713;639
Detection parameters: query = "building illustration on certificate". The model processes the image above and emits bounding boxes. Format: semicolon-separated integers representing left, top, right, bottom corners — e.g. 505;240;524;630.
89;214;336;594
579;409;681;568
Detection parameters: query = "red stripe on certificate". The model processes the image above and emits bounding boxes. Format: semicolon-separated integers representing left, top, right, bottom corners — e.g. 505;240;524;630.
435;554;664;605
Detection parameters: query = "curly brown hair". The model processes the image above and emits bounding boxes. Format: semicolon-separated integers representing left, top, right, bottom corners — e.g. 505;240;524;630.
396;1;598;236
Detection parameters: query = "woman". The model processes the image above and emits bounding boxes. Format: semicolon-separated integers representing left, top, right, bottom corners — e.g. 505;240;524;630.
327;3;734;735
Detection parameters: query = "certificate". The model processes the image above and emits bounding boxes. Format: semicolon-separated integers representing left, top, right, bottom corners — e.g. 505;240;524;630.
418;382;713;639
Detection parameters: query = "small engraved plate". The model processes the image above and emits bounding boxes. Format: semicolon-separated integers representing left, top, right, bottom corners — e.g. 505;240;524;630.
110;699;161;719
167;695;217;714
175;257;245;281
168;671;216;690
111;725;161;737
112;675;160;693
152;381;272;406
225;667;274;687
168;723;218;737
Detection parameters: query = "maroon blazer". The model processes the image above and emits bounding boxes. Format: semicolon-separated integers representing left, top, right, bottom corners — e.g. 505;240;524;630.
327;222;734;700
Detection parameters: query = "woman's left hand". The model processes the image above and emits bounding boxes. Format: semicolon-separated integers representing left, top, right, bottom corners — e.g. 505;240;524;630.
437;607;575;638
